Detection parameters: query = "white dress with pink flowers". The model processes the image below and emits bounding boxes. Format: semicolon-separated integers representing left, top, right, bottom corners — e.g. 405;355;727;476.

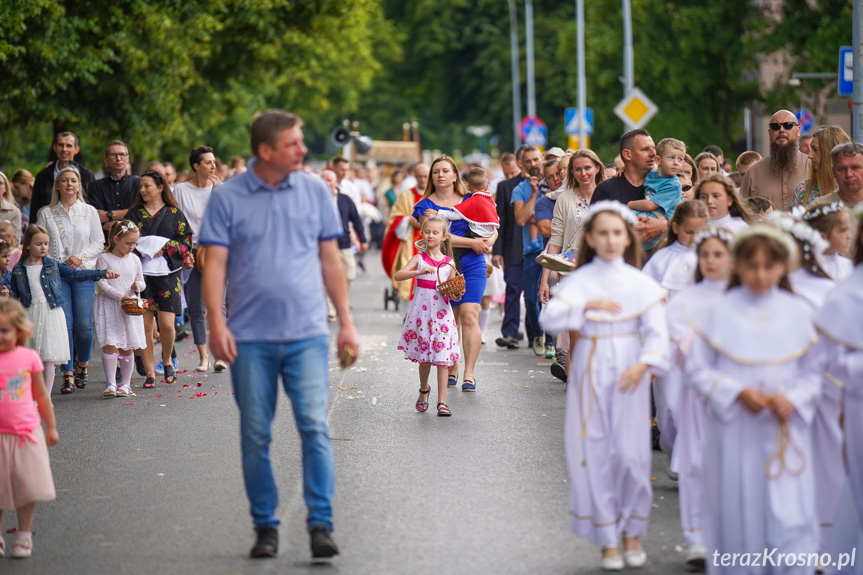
398;252;460;367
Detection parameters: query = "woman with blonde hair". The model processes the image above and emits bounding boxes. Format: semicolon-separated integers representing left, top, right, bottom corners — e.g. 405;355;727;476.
35;166;104;391
0;172;22;243
793;125;852;207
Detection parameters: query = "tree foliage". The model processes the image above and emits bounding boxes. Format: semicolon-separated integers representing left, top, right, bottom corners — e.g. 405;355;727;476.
0;0;397;171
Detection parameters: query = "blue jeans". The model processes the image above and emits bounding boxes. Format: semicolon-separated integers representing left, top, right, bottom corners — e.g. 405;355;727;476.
60;278;96;372
522;249;550;344
231;337;335;531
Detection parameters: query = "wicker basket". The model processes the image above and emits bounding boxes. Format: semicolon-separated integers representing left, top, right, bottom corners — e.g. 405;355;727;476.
436;261;466;300
122;293;147;316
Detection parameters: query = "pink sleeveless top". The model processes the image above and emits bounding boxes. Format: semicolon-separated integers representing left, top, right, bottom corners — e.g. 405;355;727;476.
416;252;453;290
0;346;45;444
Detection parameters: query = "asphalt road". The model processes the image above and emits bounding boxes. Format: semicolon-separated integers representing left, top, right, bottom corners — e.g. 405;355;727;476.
2;254;693;575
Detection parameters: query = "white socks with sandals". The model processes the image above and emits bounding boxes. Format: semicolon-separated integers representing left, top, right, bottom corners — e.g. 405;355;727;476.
118;354;134;387
102;353;118;386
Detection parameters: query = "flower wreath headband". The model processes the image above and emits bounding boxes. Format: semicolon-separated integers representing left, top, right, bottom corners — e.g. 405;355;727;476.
581;200;639;228
694;226;734;250
732;223;799;263
767;212;830;254
800;201;844;222
115;222;137;235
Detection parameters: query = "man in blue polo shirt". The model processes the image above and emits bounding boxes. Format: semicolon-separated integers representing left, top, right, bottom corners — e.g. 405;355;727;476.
199;109;359;561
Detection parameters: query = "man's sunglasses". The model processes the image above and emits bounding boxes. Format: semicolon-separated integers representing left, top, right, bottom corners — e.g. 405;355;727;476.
768;122;797;131
682;185;693;192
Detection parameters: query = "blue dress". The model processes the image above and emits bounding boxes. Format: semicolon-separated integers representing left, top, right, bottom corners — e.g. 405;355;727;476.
412;195;487;306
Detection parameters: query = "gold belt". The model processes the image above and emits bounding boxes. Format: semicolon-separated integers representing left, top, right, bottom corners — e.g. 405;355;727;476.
765;420;806;479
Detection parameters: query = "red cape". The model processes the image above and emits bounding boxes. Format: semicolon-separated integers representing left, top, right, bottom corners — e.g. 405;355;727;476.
453;192;499;228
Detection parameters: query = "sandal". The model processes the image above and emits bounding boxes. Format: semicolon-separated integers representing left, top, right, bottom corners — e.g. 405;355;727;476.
416;387;431;412
60;373;75;394
437;402;452;417
164;364;176;384
447;375;458;388
143;374;156;389
74;362;88;388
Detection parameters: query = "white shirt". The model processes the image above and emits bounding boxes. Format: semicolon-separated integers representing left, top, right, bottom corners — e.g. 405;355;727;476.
338;178;362;211
35;200;104;269
173;181;214;248
710;213;749;236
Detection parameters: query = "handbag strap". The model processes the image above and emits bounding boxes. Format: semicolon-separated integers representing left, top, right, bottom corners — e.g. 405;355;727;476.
51;204;73;256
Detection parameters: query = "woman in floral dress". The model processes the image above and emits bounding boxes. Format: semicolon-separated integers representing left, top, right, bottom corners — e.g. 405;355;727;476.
127;170;193;386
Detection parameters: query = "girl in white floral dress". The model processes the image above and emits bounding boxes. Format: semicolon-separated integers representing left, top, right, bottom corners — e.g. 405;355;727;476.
395;216;460;417
93;221;147;397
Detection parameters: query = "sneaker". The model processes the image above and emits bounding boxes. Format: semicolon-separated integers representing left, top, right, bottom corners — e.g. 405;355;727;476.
172;356;179;371
544;342;556;359
11;533;31;559
103;384;117;398
532;336;545;356
495;336;518;349
115;386;132;397
310;526;339;558
535;252;577;273
250;526;278;558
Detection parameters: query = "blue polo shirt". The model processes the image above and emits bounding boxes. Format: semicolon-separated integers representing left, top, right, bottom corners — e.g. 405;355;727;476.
510;179;546;254
198;162;343;342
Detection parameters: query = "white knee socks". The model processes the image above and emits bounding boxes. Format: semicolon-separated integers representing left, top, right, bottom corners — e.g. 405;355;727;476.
478;309;490;337
119;354;134;387
102;353;118;385
43;361;55;396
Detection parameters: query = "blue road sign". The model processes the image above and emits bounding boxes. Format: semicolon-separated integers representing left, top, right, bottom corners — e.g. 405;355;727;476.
795;109;814;134
565;108;594;136
519;116;547;146
839;46;853;97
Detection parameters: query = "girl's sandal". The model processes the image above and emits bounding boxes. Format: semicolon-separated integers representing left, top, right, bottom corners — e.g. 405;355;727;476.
143;374;156;389
164;364;176;384
437;402;452;417
60;373;75;394
416;387;431;412
74;363;88;389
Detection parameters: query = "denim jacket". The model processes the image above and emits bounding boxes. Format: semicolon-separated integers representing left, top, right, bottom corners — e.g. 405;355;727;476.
0;269;11;293
11;257;107;309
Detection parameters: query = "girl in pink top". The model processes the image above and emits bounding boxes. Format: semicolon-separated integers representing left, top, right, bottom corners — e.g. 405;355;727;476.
0;298;57;559
395;216;461;417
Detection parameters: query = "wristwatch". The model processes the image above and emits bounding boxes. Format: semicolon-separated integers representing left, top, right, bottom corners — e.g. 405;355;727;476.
106;210;114;221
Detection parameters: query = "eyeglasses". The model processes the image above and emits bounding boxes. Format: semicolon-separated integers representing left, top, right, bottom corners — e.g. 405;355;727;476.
768;122;797;131
681;185;693;192
106;153;128;159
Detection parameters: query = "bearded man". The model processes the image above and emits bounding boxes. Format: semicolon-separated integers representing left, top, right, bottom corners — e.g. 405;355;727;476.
740;109;811;211
381;163;428;300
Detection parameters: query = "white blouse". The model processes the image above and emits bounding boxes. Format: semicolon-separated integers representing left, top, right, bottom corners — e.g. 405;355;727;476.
36;200;105;269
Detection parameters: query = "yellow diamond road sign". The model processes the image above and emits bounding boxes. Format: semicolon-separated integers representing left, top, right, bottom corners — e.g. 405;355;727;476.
614;87;658;130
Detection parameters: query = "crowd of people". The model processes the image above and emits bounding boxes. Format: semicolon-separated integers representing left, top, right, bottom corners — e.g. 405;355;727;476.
3;106;863;573
381;110;863;573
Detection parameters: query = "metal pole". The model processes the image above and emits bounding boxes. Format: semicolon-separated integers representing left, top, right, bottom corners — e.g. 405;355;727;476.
508;0;522;147
526;0;536;117
854;0;863;143
622;0;634;134
622;0;634;96
576;0;586;150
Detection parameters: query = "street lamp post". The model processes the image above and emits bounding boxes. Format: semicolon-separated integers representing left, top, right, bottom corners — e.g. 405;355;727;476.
507;0;522;148
576;0;586;150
